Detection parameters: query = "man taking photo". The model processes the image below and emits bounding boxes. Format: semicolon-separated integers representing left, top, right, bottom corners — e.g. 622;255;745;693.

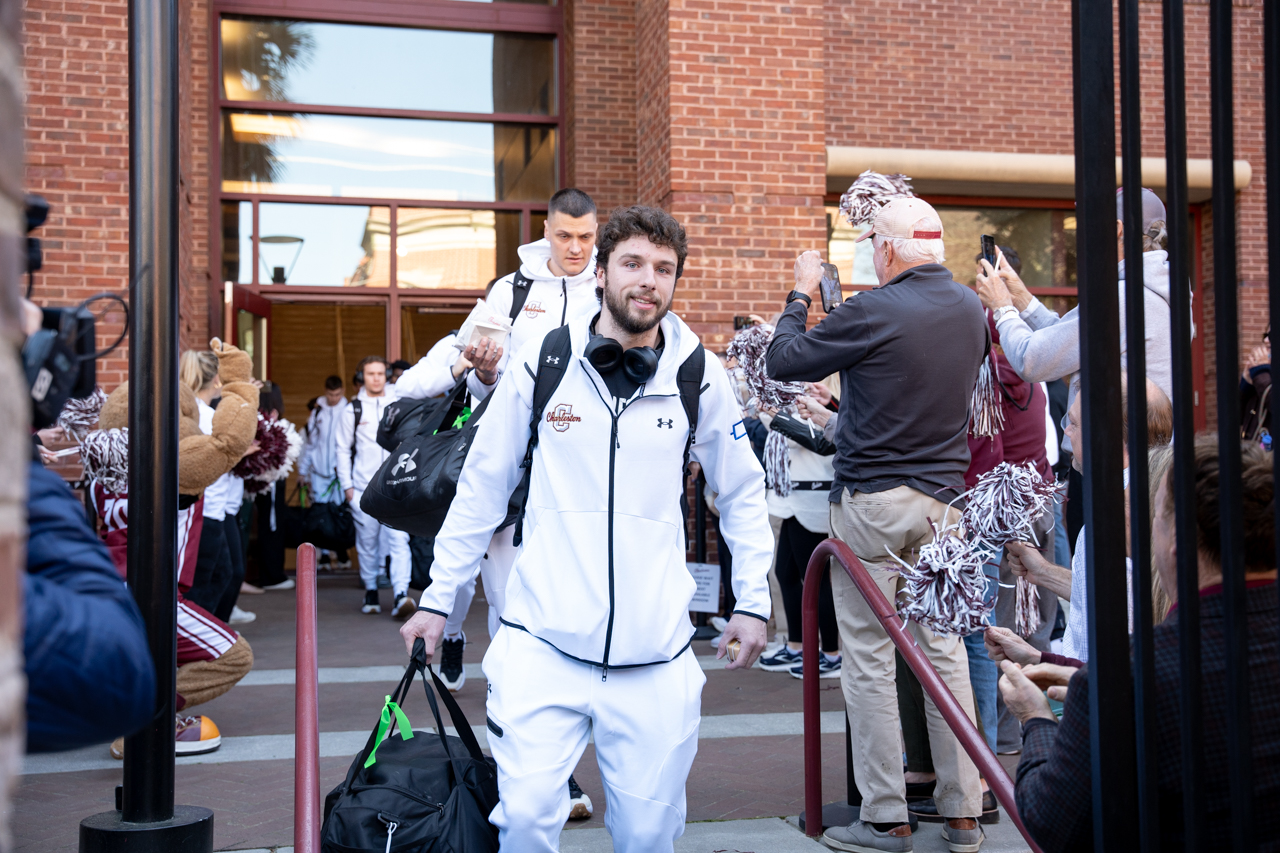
401;205;773;852
766;197;989;853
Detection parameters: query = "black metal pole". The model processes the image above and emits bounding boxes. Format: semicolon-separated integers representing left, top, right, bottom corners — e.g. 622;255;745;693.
1208;0;1253;848
1160;0;1204;847
1265;0;1280;651
1116;0;1157;848
1071;0;1139;847
121;0;180;820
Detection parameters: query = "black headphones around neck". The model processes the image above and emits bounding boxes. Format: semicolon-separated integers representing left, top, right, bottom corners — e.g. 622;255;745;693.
585;333;660;385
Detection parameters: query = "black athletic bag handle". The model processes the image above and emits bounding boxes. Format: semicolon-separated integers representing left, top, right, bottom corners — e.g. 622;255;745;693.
407;637;488;764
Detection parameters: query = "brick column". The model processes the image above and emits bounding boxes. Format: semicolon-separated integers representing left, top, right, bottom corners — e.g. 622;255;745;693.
641;0;827;349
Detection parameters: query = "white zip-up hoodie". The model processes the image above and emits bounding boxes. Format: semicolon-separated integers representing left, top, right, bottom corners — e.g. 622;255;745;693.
467;238;599;400
421;310;774;670
335;386;401;493
299;396;348;483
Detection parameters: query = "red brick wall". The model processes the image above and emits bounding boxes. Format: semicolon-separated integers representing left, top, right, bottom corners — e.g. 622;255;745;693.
657;0;828;350
635;0;672;210
181;0;212;350
565;0;637;213
22;0;131;389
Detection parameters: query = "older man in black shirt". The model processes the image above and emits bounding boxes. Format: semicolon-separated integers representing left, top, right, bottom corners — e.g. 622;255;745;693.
766;197;990;853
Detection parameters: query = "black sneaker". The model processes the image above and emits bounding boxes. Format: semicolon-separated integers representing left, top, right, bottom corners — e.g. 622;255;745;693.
439;633;465;692
361;589;381;614
392;591;416;620
567;774;593;820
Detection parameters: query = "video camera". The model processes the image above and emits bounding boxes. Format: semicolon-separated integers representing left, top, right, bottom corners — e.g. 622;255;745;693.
20;194;128;429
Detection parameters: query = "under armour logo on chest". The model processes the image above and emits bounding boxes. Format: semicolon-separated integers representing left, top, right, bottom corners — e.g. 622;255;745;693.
657;418;674;429
545;355;560;365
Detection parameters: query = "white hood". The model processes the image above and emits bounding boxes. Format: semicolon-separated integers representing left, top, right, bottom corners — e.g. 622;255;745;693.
517;238;598;288
1119;249;1171;307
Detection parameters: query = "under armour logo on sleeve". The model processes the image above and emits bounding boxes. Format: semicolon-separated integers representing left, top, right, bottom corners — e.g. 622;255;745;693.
657;418;674;429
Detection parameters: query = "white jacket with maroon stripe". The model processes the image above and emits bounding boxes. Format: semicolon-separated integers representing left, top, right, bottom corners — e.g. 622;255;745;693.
420;310;773;670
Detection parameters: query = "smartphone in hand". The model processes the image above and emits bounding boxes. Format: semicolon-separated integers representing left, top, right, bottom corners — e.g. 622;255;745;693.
980;234;998;270
819;263;843;313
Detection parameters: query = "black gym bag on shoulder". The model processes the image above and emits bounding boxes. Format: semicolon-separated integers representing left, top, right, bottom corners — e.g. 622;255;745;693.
321;638;499;853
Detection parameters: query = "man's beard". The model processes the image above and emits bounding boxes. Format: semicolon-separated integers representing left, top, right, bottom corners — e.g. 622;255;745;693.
601;275;670;335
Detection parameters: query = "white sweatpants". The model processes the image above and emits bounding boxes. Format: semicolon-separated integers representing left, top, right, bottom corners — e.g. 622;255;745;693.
479;524;519;637
350;489;411;594
445;575;475;638
482;627;705;853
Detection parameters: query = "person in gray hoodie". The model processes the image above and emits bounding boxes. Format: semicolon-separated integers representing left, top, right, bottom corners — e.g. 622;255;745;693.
974;187;1175;430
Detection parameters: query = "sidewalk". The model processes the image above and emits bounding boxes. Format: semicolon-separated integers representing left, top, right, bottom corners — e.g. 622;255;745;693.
14;571;1031;852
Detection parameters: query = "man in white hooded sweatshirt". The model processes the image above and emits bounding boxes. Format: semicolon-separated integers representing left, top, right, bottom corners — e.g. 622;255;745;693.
401;206;774;853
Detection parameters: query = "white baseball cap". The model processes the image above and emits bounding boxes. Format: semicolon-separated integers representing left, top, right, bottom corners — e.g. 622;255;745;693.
854;197;944;243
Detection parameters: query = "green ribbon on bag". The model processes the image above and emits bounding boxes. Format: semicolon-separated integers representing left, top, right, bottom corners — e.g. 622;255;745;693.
364;695;414;768
433;406;473;435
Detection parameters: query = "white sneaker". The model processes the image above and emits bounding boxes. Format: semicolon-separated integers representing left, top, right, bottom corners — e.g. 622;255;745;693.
708;634;724;650
361;590;381;614
228;605;256;624
709;615;729;633
262;578;296;591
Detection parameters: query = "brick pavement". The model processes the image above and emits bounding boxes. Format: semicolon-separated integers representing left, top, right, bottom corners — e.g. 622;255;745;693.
13;573;1022;851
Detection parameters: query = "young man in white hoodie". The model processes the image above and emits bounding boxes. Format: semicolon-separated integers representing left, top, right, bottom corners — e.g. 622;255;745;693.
400;206;774;853
335;356;415;618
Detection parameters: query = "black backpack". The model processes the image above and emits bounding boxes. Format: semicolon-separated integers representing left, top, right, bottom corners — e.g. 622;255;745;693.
362;325;705;544
321;639;499;853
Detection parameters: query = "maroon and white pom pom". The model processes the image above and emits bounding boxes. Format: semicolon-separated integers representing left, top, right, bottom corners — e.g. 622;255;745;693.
838;170;915;227
58;387;108;444
764;429;791;497
81;428;130;495
969;353;1005;440
958;461;1058;549
890;519;994;637
1014;577;1042;637
726;324;806;412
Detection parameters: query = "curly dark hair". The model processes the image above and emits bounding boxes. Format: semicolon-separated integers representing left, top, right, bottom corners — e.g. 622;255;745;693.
595;205;688;299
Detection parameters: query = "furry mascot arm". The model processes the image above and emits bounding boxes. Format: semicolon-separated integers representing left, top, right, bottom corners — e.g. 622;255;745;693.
177;338;261;495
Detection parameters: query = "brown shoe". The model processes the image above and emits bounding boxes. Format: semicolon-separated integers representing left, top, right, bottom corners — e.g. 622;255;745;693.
110;737;124;760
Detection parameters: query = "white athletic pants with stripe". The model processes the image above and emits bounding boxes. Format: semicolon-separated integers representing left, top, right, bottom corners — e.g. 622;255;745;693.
482;627;705;853
349;489;411;594
479;524;519;637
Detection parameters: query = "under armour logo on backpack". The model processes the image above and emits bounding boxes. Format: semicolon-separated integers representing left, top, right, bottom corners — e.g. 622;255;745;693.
391;448;419;475
545;355;560;365
657;418;674;429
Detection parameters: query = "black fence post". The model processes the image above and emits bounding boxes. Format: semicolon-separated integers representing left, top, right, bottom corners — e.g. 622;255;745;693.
1071;0;1139;847
1160;0;1204;847
1208;0;1254;848
1117;0;1158;846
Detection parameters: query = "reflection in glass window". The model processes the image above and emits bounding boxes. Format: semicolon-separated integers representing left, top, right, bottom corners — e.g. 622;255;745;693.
935;208;1078;291
221;18;555;115
395;208;521;289
825;208;875;287
221;112;556;203
257;203;390;286
221;201;252;284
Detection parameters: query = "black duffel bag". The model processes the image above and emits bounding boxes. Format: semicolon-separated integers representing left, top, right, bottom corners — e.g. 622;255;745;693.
321;638;499;853
303;500;357;552
377;393;453;453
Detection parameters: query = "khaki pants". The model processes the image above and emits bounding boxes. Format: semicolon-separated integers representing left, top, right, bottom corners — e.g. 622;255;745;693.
829;486;982;823
176;635;254;710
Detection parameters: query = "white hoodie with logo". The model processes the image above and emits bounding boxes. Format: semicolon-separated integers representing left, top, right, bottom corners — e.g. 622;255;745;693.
467;238;599;400
334;386;402;494
420;310;774;670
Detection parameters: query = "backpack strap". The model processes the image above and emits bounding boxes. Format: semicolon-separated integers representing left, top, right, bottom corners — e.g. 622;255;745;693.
508;270;533;325
349;399;362;464
676;345;706;546
511;325;574;546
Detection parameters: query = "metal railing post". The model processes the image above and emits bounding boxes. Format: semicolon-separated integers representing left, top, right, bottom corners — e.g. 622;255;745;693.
1071;0;1139;846
295;544;321;853
1209;0;1253;847
1267;0;1280;649
1160;0;1204;845
1117;0;1158;847
800;538;1044;853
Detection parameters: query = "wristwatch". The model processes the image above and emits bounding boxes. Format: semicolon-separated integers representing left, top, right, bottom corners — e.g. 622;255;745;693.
786;290;812;308
992;304;1019;324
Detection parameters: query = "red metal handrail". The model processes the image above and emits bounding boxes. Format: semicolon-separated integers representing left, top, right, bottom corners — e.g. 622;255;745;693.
295;543;321;853
802;538;1044;853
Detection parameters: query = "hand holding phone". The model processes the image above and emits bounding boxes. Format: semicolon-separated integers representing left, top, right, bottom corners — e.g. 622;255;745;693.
980;234;998;270
819;263;843;313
